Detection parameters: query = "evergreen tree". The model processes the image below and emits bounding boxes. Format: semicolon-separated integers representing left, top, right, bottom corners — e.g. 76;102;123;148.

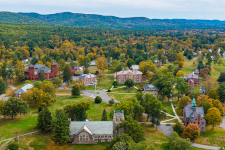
1;61;8;80
217;82;225;102
101;109;108;121
38;69;45;81
217;72;225;83
0;79;7;94
52;109;71;146
71;83;80;97
63;64;72;83
37;107;52;133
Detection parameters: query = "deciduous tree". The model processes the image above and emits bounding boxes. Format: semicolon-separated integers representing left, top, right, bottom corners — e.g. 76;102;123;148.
124;78;134;88
205;107;222;130
139;60;157;75
38;69;45;81
198;101;213;114
173;122;185;136
169;132;191;150
3;97;29;119
173;52;185;68
0;79;7;94
183;123;200;139
96;57;108;73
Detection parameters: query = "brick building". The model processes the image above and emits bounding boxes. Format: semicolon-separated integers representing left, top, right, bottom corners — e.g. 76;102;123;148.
116;69;142;83
182;98;206;132
69;110;124;144
25;62;57;81
79;73;96;84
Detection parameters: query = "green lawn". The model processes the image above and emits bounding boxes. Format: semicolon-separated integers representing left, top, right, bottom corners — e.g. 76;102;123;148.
161;102;174;116
0;96;114;142
194;126;225;147
111;87;137;93
107;93;136;102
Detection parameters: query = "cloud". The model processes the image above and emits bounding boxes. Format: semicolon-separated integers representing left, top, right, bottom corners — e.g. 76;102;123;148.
1;0;225;19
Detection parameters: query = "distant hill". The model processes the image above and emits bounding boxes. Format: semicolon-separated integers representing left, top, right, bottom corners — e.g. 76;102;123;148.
1;11;225;30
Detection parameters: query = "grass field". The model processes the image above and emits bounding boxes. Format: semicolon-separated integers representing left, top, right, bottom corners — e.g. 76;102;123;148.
162;58;225;77
194;126;225;147
0;95;114;143
107;93;136;102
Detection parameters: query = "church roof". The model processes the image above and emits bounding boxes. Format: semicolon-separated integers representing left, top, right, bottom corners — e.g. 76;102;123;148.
194;69;199;74
70;121;113;135
184;102;205;121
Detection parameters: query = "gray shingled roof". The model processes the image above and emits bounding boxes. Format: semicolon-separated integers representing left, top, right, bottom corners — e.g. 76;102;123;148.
144;84;158;91
79;73;95;79
184;103;205;121
70;121;113;135
14;84;34;94
26;64;52;75
187;72;198;79
194;69;199;74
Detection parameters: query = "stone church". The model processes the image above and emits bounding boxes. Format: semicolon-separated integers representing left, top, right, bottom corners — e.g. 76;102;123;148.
69;110;124;144
182;98;206;132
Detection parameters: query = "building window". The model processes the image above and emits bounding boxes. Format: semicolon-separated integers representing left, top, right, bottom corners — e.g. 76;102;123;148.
101;135;104;138
79;132;89;141
105;135;107;138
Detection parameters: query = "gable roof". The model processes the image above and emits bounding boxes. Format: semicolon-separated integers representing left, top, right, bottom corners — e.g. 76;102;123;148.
194;69;199;74
144;84;158;91
184;103;205;121
70;121;113;135
14;84;34;94
187;72;198;79
79;73;95;79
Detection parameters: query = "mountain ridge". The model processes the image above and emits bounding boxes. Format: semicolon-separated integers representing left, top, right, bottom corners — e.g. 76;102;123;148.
1;11;225;30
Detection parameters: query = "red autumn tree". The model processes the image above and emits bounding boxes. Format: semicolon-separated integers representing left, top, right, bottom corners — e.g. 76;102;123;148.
183;123;200;139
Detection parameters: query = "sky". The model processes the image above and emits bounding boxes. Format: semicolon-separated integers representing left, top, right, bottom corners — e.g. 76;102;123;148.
1;0;225;20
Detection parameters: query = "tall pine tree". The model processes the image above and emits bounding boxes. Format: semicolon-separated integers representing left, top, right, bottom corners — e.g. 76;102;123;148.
101;109;107;121
37;106;52;133
63;64;72;84
52;109;71;145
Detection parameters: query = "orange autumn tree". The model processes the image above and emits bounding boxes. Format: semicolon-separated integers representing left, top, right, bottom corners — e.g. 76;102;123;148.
183;124;200;139
196;95;212;106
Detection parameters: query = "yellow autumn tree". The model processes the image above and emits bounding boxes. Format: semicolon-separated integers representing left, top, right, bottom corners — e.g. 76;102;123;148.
139;60;157;75
173;52;185;68
45;61;51;68
205;107;222;130
36;60;43;65
96;57;108;73
176;70;184;77
33;47;43;58
78;55;84;66
178;96;192;109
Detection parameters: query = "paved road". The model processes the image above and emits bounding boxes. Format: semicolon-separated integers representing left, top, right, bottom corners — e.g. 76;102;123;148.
171;101;181;122
158;124;174;137
220;116;225;130
191;143;220;150
81;90;119;103
7;85;16;90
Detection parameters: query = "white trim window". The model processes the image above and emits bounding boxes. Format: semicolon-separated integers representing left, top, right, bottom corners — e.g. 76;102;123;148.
79;132;89;141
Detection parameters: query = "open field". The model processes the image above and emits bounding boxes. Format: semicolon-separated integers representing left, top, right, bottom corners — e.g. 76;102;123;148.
107;93;136;102
194;126;225;147
0;95;114;143
162;58;225;77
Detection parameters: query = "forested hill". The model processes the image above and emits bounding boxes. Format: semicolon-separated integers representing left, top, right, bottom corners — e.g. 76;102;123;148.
1;11;225;30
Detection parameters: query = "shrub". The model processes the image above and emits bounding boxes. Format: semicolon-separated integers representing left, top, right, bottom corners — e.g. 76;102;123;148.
72;84;80;97
113;81;119;87
7;143;19;150
107;89;111;92
25;80;32;84
95;96;102;103
53;77;62;85
38;104;46;112
109;99;115;105
173;122;185;136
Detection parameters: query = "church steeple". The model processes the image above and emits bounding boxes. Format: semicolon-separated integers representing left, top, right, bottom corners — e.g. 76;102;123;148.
192;98;197;109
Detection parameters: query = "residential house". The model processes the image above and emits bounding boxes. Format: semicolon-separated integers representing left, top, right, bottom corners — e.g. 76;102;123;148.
25;63;57;81
184;72;199;87
130;65;140;70
69;110;124;144
14;84;34;97
79;73;96;85
89;60;96;66
182;98;206;132
154;60;162;67
116;69;142;83
143;84;159;98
